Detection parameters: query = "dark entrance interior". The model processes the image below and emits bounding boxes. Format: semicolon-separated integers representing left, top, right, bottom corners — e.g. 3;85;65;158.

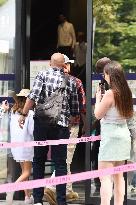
30;0;87;60
30;0;69;60
30;0;87;173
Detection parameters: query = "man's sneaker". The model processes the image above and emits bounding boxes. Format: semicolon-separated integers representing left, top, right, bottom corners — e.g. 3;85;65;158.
66;191;79;201
25;195;34;204
44;188;79;204
34;203;43;205
44;188;56;205
6;192;14;205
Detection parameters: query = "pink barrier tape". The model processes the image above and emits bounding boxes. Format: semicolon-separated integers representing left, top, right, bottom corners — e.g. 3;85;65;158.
0;136;101;148
0;162;136;193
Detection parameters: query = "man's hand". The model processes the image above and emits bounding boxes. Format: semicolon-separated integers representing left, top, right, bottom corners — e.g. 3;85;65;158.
18;98;34;128
18;115;26;129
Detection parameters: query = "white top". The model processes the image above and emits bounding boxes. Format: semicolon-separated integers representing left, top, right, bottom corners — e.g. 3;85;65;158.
101;106;126;124
57;21;76;48
10;110;34;162
74;41;87;67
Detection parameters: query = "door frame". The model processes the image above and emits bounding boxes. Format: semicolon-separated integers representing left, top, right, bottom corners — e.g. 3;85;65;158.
85;1;136;205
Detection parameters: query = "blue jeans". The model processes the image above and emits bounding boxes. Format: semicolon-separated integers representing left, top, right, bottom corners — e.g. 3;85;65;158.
33;118;69;205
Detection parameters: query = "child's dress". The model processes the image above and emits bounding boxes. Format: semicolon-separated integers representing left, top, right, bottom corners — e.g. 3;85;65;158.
10;110;34;162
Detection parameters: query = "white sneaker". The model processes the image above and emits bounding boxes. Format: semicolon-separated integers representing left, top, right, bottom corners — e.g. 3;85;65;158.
6;192;14;205
25;195;34;204
34;203;42;205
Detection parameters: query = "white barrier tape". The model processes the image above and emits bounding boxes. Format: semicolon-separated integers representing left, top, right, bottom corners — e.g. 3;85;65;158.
0;136;101;148
0;162;136;193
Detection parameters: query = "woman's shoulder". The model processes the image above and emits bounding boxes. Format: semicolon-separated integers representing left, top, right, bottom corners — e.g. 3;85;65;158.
104;89;114;98
102;89;114;106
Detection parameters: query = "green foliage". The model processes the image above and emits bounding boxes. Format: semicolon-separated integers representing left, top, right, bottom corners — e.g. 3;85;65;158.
0;0;7;6
93;0;136;71
93;0;116;24
121;59;136;70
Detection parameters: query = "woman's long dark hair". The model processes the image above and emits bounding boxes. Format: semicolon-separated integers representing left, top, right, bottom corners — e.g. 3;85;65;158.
104;61;133;118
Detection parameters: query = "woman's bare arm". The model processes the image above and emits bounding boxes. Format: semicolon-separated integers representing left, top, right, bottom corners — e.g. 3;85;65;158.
94;89;114;119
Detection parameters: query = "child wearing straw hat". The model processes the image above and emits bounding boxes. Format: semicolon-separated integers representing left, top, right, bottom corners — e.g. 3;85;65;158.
6;89;34;205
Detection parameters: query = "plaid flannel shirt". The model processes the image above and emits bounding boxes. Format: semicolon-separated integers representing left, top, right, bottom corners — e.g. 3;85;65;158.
28;67;79;127
69;76;86;124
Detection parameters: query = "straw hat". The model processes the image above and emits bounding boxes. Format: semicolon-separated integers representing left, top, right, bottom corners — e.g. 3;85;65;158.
16;89;30;97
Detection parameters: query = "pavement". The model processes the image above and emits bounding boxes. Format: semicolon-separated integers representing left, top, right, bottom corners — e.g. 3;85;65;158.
0;201;81;205
0;201;49;205
0;181;85;204
1;180;136;204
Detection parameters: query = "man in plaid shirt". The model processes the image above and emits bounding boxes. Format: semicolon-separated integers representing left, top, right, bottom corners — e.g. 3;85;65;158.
44;55;86;205
18;53;79;205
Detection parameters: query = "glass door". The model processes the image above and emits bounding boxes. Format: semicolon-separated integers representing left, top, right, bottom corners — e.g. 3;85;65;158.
0;0;16;201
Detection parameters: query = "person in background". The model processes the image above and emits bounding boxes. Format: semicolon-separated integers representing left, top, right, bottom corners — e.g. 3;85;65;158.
73;32;87;89
0;100;9;117
57;14;76;59
127;94;136;196
0;92;18;186
18;53;79;205
94;61;133;205
44;54;86;205
6;89;34;205
91;57;111;196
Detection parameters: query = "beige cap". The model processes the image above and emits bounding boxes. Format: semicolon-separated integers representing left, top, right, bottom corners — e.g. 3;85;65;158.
16;89;30;97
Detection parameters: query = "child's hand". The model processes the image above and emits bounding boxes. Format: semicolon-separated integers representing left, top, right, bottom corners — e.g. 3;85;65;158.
2;100;9;112
18;115;26;129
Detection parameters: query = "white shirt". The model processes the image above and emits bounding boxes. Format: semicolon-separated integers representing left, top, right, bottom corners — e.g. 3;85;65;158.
10;110;34;162
74;41;87;67
57;21;76;48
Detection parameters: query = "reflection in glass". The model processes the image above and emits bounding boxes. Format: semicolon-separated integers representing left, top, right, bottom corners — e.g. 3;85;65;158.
0;0;15;96
0;0;15;184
